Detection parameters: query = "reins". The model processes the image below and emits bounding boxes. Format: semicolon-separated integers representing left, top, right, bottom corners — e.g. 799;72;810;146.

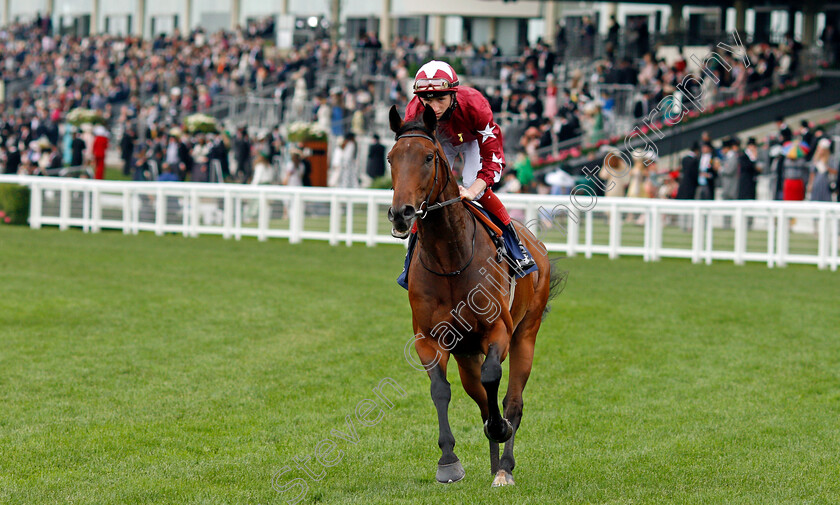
417;196;462;219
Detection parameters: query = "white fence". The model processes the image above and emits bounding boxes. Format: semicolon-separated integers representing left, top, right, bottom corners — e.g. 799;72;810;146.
1;175;838;271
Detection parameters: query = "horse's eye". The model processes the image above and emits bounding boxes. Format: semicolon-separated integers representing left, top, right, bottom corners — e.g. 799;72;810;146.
425;154;434;163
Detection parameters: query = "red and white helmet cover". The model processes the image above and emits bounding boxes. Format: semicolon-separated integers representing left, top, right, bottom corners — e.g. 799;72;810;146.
413;60;460;96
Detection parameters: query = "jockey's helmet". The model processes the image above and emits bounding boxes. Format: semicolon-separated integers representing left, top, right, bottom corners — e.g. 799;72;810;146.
413;61;459;99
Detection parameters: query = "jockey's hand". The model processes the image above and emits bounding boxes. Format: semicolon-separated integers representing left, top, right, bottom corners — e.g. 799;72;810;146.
459;185;475;200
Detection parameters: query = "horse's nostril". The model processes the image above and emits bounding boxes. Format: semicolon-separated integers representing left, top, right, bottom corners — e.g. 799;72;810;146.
387;207;395;222
402;205;416;219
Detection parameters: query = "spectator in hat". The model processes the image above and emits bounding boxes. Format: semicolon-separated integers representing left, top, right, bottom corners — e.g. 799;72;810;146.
3;141;21;174
676;142;700;200
598;150;629;198
61;125;74;166
208;133;230;182
737;139;759;201
720;137;740;201
696;142;719;200
251;152;275;185
366;133;386;180
92;126;109;180
745;137;760;164
607;15;620;49
767;141;786;200
521;126;541;158
120;123;136;176
776;116;793;142
283;148;309;187
633;89;653;119
625;153;655;224
234;127;252;183
334;133;359;188
177;134;194;181
46;145;62;171
69;131;85;168
330;91;346;137
809;138;835;201
800;120;814;153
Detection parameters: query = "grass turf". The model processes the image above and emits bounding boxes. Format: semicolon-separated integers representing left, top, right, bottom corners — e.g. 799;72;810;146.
0;225;838;504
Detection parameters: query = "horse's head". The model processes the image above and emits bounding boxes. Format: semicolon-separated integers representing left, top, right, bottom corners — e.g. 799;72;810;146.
386;104;446;239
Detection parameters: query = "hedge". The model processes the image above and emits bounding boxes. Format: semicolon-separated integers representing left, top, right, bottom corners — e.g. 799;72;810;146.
0;184;31;225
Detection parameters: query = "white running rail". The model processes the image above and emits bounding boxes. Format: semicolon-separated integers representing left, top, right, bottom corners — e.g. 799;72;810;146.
1;175;837;271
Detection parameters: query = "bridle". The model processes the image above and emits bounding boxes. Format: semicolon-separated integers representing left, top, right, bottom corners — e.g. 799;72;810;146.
394;127;461;219
393;126;476;277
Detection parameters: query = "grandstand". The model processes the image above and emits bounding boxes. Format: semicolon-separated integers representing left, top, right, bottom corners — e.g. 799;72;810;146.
1;0;838;266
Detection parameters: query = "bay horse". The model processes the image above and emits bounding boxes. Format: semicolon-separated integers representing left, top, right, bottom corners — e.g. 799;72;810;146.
386;105;563;487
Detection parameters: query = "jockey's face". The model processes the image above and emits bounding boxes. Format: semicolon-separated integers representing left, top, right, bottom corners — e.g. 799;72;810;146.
420;94;453;120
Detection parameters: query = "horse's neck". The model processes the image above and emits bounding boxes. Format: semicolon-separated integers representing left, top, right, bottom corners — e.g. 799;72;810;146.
416;177;474;272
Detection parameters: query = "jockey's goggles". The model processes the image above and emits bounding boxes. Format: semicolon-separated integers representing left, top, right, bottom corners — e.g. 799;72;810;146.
414;78;457;93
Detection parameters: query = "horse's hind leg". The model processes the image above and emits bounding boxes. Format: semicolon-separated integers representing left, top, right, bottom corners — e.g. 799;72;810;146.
455;353;500;474
494;316;540;487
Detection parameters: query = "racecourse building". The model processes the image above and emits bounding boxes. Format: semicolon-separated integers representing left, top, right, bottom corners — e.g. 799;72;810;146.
0;0;836;56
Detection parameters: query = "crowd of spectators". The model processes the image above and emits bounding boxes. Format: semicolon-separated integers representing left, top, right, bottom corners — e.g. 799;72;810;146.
580;117;839;210
0;13;330;179
488;35;813;165
1;11;837;201
477;29;839;204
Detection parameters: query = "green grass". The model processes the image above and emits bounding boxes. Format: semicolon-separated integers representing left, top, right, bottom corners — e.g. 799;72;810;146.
105;166;132;181
1;226;838;504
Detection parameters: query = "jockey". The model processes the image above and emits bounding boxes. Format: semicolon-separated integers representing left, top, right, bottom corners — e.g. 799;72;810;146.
404;60;535;271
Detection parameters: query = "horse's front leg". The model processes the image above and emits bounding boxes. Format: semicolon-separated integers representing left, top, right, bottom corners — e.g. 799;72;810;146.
416;340;464;483
481;338;513;444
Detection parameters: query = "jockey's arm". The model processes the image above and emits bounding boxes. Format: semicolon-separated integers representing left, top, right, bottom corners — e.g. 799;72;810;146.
461;91;505;200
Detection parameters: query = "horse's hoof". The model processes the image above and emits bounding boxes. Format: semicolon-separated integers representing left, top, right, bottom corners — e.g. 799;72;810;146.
435;460;465;484
484;418;514;443
491;469;515;487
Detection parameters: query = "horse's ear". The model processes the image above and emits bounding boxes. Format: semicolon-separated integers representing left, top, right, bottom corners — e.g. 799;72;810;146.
422;103;437;133
389;105;402;134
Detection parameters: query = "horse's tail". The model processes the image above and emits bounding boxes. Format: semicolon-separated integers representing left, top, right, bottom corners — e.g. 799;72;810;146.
542;257;567;320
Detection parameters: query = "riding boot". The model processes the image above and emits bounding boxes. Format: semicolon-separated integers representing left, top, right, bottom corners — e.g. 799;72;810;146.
505;223;536;271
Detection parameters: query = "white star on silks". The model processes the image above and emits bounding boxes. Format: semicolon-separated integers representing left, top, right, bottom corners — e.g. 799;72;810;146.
491;153;505;169
418;61;455;80
477;123;496;143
